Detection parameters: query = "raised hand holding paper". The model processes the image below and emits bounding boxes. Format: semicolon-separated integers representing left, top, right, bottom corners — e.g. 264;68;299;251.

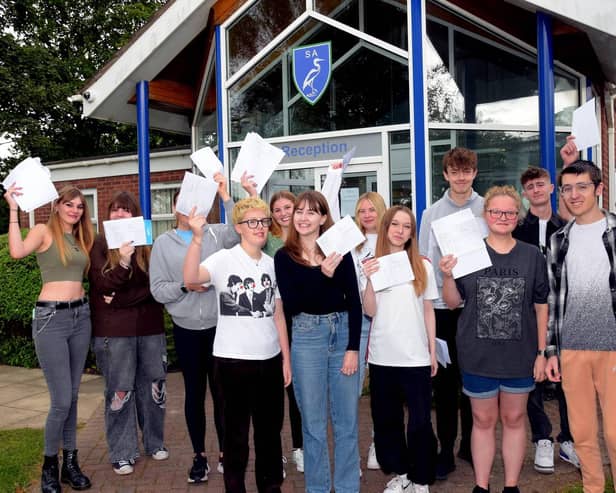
231;132;285;194
316;215;365;256
175;172;219;217
104;216;148;249
370;250;414;292
2;157;58;212
190;147;224;178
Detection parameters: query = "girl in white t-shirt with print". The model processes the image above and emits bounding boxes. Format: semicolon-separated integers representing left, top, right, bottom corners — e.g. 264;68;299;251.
362;205;439;493
183;197;291;493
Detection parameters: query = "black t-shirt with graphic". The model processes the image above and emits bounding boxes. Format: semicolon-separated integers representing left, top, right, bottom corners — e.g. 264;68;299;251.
455;240;548;379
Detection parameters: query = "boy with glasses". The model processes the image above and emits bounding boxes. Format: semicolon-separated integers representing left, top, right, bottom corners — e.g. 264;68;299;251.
513;166;579;474
545;160;616;493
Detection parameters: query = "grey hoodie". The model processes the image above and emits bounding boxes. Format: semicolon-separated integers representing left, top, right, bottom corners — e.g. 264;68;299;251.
150;217;240;330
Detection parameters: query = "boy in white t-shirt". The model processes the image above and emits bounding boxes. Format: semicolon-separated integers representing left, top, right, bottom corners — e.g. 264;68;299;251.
184;197;291;493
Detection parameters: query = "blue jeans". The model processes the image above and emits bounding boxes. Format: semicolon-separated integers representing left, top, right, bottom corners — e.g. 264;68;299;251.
357;315;371;397
291;312;360;493
32;302;92;456
93;334;167;462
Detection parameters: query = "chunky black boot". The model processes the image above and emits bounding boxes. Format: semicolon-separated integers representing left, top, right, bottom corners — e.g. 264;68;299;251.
41;455;61;493
61;449;91;490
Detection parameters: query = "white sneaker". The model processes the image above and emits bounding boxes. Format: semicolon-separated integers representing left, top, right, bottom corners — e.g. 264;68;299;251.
413;485;430;493
282;455;287;479
367;442;380;470
559;440;581;468
534;439;554;474
383;474;412;493
292;448;304;473
217;460;224;474
151;447;169;460
112;459;134;475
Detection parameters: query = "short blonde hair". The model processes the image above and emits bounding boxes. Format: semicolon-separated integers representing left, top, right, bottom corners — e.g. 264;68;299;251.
483;185;522;212
232;197;270;224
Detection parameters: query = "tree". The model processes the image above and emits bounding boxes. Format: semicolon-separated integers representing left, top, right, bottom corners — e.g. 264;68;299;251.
0;0;189;176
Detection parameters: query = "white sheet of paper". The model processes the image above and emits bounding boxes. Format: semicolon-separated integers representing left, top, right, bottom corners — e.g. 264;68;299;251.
2;157;59;212
571;98;600;151
435;338;452;368
342;146;356;170
103;216;148;249
431;209;492;278
316;215;365;257
190;147;223;178
175;172;219;217
340;188;359;218
231;132;285;194
370;251;415;292
321;166;343;222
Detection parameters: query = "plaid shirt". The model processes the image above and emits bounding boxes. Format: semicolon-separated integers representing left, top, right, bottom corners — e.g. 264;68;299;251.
546;210;616;357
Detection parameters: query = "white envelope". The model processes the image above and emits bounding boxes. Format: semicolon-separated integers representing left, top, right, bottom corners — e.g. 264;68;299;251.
316;215;365;257
190;147;224;178
571;98;600;151
175;172;219;217
370;251;415;292
231;132;285;194
2;157;58;212
103;216;148;249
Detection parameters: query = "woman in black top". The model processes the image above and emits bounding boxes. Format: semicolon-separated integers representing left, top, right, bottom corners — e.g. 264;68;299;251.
274;190;362;493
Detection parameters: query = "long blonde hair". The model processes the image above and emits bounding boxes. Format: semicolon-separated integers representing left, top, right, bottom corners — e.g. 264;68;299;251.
375;206;427;296
48;186;94;270
102;192;150;273
354;192;386;252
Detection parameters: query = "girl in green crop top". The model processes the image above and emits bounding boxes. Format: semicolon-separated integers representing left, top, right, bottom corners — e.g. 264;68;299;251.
5;183;94;492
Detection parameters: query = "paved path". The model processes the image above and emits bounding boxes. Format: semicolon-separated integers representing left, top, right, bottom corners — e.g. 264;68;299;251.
0;365;589;492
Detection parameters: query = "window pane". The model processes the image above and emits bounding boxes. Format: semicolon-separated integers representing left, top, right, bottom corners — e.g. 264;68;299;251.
151;188;178;215
389;130;412;207
230;63;283;141
227;0;305;77
196;63;218;149
429;130;569;203
152;219;175;239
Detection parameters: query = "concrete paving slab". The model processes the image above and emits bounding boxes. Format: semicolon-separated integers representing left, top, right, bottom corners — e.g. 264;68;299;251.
0;382;47;404
0;407;45;429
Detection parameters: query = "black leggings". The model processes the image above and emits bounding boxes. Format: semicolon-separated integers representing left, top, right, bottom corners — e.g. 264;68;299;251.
173;323;224;455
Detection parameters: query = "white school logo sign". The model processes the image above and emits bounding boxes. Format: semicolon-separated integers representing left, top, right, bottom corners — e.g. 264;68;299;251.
292;42;332;105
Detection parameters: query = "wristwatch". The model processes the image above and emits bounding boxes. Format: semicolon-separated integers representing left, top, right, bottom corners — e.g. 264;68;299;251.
536;349;546;357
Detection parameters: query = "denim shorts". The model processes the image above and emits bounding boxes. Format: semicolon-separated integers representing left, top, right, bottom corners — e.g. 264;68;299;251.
461;371;535;399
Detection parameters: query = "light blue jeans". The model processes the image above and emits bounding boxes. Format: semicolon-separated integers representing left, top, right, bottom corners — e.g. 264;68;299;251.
358;315;371;397
291;312;360;493
93;334;167;463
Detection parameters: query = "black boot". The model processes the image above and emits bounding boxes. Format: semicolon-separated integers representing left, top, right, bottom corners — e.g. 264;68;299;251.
41;455;61;493
61;449;91;490
472;486;490;493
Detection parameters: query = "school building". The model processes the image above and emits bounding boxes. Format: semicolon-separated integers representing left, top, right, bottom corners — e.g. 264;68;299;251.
60;0;616;229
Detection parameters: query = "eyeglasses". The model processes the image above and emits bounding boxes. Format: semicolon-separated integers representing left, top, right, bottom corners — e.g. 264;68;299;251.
238;217;273;229
560;182;595;196
487;209;518;220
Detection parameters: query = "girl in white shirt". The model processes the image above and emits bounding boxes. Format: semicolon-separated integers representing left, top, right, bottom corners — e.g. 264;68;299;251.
362;205;438;493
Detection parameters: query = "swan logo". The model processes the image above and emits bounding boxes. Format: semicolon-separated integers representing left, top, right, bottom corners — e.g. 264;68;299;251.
292;42;332;105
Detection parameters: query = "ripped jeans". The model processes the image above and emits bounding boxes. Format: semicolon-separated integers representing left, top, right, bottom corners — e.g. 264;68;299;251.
93;334;167;463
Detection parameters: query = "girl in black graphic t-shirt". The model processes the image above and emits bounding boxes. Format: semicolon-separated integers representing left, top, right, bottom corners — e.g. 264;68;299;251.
439;186;548;493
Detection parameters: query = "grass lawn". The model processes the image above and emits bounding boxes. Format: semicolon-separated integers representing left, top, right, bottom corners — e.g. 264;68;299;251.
562;477;614;492
0;428;43;493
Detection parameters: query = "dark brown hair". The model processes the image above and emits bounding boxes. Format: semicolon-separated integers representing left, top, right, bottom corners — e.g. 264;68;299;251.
520;166;550;187
442;147;478;173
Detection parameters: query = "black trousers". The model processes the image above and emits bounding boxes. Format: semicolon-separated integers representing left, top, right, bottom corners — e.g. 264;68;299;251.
285;318;302;449
217;354;284;493
370;363;437;485
173;324;224;454
433;308;472;457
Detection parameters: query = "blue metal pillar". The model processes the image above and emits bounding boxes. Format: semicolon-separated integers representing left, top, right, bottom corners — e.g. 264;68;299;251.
537;12;556;211
136;80;153;243
409;0;428;226
586;79;593;162
215;25;226;223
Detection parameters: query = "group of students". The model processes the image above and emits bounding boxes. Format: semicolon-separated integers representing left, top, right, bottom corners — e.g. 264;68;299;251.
4;134;615;493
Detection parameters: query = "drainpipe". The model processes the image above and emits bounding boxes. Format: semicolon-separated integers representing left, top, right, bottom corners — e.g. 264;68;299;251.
606;84;616;212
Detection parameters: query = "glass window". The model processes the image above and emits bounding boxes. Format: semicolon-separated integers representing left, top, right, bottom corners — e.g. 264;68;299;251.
227;0;305;77
429;130;569;203
315;0;407;50
151;185;180;239
425;18;579;126
196;61;218;149
82;189;98;232
389;131;412;207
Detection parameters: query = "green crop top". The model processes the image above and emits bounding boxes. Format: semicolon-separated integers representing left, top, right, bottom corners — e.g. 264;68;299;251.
36;233;87;283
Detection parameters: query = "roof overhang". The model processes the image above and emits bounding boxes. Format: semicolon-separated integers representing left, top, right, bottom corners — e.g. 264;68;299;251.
79;0;215;134
506;0;616;82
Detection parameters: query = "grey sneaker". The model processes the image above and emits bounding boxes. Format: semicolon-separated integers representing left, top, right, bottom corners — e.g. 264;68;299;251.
559;440;581;468
534;439;554;474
